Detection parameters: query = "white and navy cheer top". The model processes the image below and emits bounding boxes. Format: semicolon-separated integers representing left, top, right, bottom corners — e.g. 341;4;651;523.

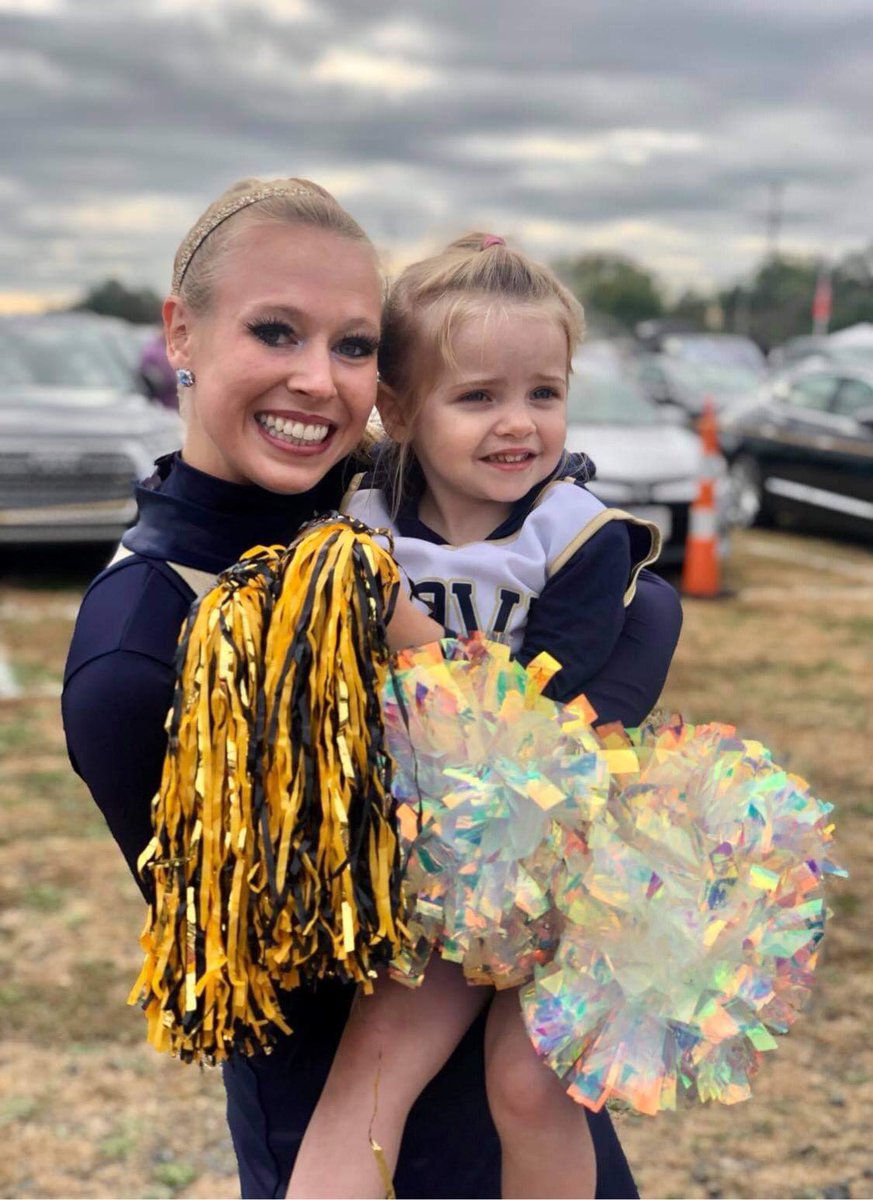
343;459;660;698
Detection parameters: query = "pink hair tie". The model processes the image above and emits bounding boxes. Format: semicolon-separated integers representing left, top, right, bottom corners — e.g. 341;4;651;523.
481;234;505;249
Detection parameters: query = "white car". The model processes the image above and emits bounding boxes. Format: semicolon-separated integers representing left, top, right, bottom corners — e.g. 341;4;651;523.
0;317;182;545
566;363;731;566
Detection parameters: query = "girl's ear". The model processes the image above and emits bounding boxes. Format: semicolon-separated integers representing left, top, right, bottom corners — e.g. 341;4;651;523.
376;381;412;443
163;295;194;370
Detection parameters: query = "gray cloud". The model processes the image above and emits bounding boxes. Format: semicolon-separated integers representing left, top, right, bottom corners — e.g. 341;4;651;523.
1;0;871;303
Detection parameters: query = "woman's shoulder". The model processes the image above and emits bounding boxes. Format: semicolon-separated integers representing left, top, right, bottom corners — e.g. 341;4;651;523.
64;555;195;687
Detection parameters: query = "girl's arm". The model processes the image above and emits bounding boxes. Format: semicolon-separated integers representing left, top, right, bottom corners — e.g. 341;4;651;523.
517;522;632;700
518;549;682;726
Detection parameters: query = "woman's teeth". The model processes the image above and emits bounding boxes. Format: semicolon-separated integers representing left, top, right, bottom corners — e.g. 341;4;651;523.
257;414;330;445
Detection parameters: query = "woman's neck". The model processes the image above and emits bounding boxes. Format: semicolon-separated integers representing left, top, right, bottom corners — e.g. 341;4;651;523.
417;489;512;544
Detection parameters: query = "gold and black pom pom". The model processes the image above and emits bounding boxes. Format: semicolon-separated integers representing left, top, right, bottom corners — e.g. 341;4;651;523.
129;514;404;1064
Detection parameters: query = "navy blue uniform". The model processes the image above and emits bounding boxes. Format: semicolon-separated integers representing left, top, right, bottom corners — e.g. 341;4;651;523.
63;452;681;1199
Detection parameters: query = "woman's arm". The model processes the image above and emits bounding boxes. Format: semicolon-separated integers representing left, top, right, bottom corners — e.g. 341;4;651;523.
63;650;174;899
385;587;445;651
62;560;193;899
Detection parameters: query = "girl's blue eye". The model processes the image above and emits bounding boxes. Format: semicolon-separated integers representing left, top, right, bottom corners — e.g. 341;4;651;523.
248;320;296;347
336;336;379;360
458;390;490;403
532;386;561;400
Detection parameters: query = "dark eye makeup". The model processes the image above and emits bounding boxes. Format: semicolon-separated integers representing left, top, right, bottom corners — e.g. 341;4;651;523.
246;319;378;360
246;318;296;347
336;334;380;359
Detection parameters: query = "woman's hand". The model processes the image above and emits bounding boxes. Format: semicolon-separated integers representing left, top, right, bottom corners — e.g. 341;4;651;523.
386;589;444;651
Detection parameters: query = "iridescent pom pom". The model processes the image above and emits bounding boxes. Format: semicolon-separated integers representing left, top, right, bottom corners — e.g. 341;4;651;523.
522;718;846;1114
383;634;609;986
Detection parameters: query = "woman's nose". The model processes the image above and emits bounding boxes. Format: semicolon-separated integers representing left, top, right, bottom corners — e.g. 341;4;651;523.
287;344;337;400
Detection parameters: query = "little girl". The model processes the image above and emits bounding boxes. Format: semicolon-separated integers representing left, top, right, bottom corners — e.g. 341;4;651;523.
288;233;662;1199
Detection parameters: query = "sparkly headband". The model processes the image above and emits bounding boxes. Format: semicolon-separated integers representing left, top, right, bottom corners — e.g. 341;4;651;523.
172;184;315;293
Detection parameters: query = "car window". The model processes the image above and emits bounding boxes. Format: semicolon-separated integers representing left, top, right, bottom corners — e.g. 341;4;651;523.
662;335;766;374
832;378;873;417
2;324;133;389
786;374;839;411
567;372;660;425
0;337;36;385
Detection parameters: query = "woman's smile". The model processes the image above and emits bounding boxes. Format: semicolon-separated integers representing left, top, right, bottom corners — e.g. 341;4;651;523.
255;411;335;450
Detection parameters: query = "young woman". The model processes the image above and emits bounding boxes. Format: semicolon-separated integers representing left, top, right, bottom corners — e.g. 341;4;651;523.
63;179;681;1198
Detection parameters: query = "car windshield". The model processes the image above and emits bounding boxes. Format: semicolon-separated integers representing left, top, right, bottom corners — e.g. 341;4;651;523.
567;372;660;425
0;322;134;389
660;358;759;397
0;333;37;385
661;334;766;374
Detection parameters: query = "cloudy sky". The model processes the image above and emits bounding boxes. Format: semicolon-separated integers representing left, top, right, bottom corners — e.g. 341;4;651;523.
2;0;872;311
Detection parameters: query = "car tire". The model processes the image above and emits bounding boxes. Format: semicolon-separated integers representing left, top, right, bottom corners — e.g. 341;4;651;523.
728;455;770;528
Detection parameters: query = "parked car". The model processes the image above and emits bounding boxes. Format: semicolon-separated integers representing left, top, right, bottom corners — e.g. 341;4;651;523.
565;364;731;565
718;362;873;537
0;317;182;545
630;352;761;421
51;311;150;372
769;325;873;372
642;330;767;376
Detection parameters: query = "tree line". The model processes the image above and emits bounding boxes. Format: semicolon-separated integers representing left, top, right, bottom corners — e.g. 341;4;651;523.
71;242;873;352
553;245;873;350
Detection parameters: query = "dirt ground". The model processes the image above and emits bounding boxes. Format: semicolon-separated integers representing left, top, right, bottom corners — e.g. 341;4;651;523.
0;528;870;1200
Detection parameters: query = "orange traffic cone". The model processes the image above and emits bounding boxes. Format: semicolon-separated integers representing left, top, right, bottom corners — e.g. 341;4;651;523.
681;399;723;598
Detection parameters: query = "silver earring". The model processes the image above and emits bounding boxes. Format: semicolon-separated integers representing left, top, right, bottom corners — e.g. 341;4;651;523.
176;367;195;388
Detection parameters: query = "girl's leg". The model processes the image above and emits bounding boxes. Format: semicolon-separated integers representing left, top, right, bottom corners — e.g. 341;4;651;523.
485;988;596;1199
287;956;490;1199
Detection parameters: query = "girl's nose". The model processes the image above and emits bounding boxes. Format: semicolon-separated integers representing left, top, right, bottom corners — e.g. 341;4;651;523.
495;402;536;436
287;344;337;401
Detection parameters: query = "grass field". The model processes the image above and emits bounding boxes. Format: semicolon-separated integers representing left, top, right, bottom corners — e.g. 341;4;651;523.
0;529;870;1199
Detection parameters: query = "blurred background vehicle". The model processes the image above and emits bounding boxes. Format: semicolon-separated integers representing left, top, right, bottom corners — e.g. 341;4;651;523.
0;315;183;545
768;323;873;372
566;355;732;566
636;325;768;375
46;311;155;380
628;327;766;422
718;361;873;537
629;353;762;421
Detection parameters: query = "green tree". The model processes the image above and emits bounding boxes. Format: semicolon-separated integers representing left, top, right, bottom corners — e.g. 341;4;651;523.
831;246;873;331
667;288;712;329
719;256;819;350
70;278;162;324
553;253;664;332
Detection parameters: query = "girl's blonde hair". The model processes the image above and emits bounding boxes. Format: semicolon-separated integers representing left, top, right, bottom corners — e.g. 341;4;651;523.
172;175;375;313
378;232;585;504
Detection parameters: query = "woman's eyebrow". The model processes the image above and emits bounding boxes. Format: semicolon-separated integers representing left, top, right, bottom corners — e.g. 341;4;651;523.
247;302;379;334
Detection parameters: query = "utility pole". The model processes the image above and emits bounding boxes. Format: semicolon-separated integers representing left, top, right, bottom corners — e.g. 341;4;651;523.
766;182;785;260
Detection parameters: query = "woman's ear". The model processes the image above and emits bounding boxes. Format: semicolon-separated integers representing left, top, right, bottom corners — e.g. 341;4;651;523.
376;381;412;443
163;295;194;370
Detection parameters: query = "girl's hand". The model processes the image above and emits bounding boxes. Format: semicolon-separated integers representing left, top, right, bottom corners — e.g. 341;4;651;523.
386;589;444;651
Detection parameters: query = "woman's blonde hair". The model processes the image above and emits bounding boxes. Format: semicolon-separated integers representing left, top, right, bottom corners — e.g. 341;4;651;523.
378;232;585;505
172;175;375;313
